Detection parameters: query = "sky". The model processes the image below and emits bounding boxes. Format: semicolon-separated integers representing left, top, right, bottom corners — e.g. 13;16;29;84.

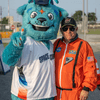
0;0;100;22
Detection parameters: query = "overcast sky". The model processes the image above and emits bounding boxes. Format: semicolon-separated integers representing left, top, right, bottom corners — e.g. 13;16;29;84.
0;0;100;22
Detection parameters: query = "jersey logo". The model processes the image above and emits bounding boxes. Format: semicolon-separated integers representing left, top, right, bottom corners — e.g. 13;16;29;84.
56;47;61;52
18;66;28;86
64;57;73;65
39;53;54;63
69;50;76;54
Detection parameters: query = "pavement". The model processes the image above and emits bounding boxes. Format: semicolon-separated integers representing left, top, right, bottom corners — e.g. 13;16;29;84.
0;34;100;100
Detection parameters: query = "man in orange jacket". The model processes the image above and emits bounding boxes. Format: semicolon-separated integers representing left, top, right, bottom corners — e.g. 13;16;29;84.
54;17;97;100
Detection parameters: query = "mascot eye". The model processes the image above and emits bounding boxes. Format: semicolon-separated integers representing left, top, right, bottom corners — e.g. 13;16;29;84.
30;12;37;18
48;13;54;20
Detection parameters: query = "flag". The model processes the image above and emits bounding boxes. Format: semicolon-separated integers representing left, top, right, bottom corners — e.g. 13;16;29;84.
87;56;94;62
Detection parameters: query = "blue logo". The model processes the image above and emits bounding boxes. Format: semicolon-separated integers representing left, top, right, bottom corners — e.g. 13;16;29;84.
56;47;61;52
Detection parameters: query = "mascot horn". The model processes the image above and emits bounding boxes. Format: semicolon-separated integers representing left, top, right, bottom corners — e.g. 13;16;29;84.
2;0;68;100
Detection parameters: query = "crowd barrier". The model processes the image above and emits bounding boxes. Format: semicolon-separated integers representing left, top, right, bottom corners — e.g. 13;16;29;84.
0;32;12;38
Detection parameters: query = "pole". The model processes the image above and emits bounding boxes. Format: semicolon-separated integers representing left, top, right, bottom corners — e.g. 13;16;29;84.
8;0;9;16
8;0;10;30
86;0;88;33
82;0;85;40
0;6;2;20
95;8;96;22
0;6;2;31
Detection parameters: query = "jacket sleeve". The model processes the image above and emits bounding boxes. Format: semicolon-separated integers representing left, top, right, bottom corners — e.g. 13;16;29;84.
97;74;100;85
95;59;100;85
82;41;97;91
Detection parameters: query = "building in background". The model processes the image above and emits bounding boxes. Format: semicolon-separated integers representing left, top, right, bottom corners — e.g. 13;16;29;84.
6;16;14;26
13;21;22;32
0;16;22;38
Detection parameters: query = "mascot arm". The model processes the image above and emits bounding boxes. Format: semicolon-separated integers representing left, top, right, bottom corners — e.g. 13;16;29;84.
2;31;26;66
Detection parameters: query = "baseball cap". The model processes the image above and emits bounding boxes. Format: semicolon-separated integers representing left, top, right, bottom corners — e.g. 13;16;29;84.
61;17;77;28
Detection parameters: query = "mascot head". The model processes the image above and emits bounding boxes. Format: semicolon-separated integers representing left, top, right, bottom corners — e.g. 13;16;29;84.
17;0;68;41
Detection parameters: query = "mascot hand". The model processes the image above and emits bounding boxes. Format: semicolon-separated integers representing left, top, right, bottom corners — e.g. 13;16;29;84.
11;28;26;48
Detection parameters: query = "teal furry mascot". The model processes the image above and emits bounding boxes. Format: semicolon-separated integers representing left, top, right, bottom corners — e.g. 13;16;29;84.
2;0;68;100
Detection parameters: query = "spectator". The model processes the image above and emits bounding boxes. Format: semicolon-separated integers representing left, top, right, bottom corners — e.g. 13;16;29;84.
54;17;97;100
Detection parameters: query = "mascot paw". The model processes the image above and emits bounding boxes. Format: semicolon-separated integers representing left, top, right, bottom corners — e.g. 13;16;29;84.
11;29;26;48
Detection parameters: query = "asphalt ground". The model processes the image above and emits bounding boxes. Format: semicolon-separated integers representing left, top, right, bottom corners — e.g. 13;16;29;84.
0;34;100;100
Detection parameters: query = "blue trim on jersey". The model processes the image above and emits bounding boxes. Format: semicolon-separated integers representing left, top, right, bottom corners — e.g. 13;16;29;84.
19;76;28;86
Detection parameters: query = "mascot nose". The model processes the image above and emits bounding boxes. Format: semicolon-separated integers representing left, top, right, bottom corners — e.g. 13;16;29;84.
37;18;46;23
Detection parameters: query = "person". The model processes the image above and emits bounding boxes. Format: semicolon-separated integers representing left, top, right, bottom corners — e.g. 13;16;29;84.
54;17;97;100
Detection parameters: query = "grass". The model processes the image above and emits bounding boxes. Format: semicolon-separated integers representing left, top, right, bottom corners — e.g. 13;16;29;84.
87;29;100;34
3;43;8;47
78;29;100;34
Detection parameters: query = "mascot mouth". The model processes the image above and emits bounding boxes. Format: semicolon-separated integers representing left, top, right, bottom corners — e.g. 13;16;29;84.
28;22;54;31
33;25;49;31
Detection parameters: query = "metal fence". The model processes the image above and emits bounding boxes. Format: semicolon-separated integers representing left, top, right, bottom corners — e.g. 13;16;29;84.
0;24;12;32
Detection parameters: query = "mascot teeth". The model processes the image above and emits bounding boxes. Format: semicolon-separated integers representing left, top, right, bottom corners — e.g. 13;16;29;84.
33;24;49;31
29;22;50;31
34;25;49;27
28;22;49;31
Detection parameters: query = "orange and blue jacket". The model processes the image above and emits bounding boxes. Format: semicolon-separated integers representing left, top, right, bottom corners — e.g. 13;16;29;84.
54;36;97;91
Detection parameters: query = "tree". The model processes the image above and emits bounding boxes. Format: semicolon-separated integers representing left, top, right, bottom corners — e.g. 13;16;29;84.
71;10;86;21
72;11;97;23
0;17;8;24
88;12;97;22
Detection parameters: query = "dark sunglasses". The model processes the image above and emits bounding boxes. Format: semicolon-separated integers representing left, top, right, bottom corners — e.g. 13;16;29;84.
62;26;75;32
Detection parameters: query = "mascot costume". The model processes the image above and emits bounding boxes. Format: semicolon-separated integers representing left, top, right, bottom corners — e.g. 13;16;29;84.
2;0;68;100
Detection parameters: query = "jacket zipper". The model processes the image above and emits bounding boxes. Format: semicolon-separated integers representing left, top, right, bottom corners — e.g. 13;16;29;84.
59;43;68;87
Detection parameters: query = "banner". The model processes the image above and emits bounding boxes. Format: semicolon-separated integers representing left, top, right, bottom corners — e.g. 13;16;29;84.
0;40;10;74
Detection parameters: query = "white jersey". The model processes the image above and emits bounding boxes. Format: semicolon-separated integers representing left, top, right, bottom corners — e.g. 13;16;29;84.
11;37;56;100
